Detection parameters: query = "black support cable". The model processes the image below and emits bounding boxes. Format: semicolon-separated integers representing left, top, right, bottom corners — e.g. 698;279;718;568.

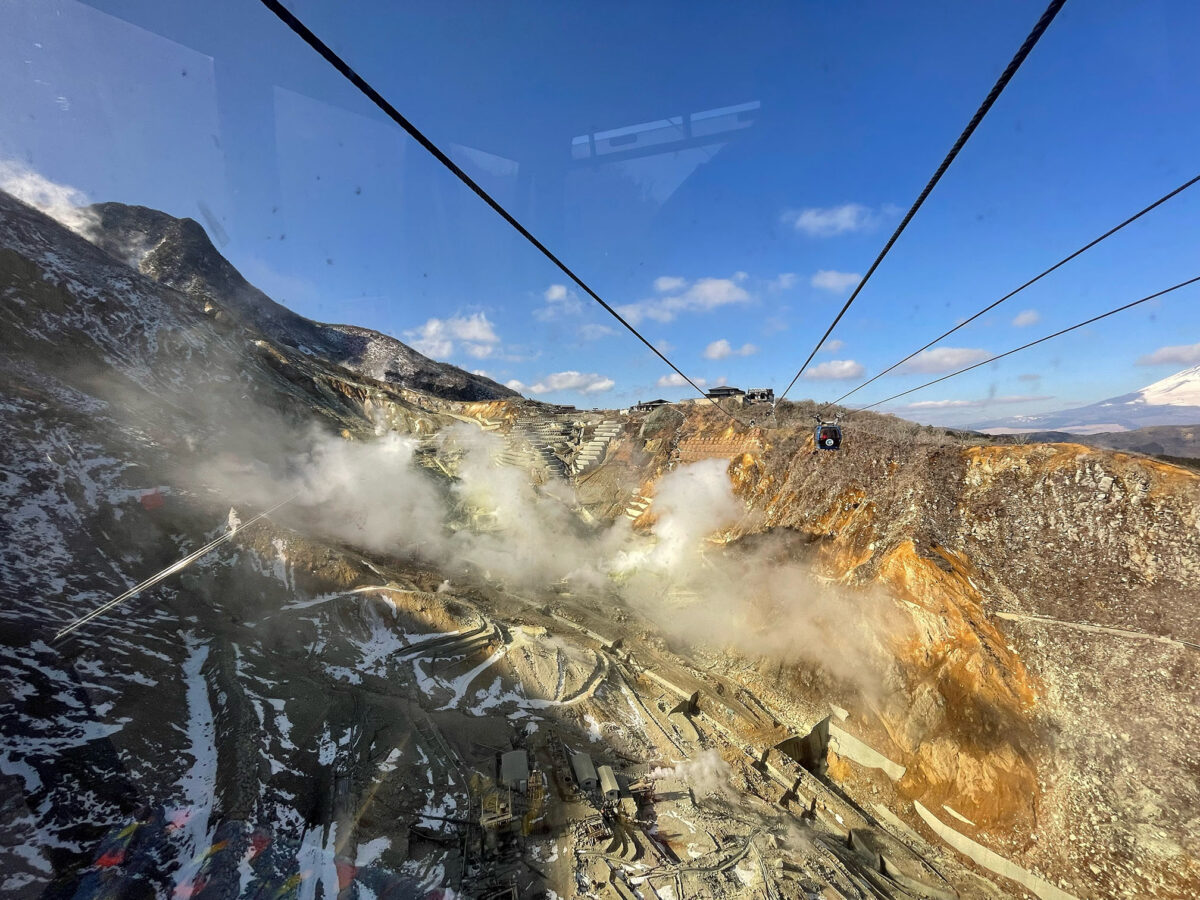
823;172;1200;413
777;0;1067;404
257;0;741;425
854;275;1200;413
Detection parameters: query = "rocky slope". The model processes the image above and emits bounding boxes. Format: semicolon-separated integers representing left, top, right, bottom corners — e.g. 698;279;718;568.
577;404;1200;898
85;201;517;402
0;190;531;894
3;189;1198;899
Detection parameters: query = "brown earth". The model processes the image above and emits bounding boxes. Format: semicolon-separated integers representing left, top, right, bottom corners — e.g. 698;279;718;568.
578;402;1200;898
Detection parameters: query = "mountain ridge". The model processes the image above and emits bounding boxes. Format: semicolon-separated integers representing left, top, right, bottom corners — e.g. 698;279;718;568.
973;364;1200;433
2;188;1199;899
84;201;518;403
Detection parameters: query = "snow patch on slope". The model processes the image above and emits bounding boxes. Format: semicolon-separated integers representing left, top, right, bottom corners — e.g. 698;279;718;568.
170;634;217;895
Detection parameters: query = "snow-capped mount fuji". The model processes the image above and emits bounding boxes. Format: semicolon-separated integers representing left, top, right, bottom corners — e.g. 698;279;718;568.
1137;363;1200;407
974;364;1200;433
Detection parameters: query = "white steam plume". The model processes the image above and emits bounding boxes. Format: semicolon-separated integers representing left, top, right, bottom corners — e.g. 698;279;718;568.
650;749;735;799
192;418;900;696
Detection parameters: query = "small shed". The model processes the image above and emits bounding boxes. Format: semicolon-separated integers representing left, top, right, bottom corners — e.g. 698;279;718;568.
571;752;598;792
597;765;620;803
500;750;530;793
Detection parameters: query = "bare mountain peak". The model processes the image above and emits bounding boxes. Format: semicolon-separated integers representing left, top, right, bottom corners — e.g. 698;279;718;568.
80;200;516;402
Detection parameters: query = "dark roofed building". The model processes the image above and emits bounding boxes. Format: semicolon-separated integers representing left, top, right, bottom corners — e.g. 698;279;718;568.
634;398;670;411
704;386;745;400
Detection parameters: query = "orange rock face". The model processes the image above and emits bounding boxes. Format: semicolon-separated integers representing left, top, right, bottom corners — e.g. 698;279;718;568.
876;540;1040;830
602;406;1200;875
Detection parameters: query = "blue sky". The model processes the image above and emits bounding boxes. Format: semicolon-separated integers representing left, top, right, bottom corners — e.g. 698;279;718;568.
2;0;1199;424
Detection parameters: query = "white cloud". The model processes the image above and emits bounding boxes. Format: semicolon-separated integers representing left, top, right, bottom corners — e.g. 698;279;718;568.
505;379;526;392
471;369;491;377
528;371;615;394
446;313;496;342
905;399;974;410
0;158;98;238
783;203;892;237
803;359;865;380
654;276;687;293
896;347;991;374
733;271;748;282
578;323;615;341
657;372;707;388
406;329;451;359
618;276;751;324
1012;309;1041;327
811;270;861;293
822;339;845;353
1136;342;1200;366
705;339;731;360
703;339;758;360
687;279;750;308
405;312;500;360
535;283;583;320
991;394;1053;405
769;273;798;291
902;394;1052;411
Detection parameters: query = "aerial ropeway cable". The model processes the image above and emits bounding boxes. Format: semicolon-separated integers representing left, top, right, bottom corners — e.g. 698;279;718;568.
853;275;1200;413
53;495;296;641
257;0;742;426
822;172;1200;414
777;0;1068;404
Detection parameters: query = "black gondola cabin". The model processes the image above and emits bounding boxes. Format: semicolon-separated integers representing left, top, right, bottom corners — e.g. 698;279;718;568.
814;422;842;451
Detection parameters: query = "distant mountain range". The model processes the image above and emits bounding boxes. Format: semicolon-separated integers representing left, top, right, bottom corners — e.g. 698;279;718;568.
983;425;1200;465
973;365;1200;434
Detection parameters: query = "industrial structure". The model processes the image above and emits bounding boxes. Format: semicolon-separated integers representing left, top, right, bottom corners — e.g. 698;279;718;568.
500;749;529;793
570;751;598;792
597;765;620;804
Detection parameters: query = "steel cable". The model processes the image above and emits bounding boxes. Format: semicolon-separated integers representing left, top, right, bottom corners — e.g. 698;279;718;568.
855;275;1200;413
778;0;1068;403
823;172;1200;414
257;0;741;425
53;495;296;641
